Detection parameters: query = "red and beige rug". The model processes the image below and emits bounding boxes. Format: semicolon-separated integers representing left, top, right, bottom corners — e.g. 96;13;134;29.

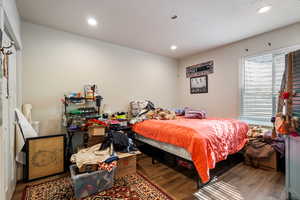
23;173;174;200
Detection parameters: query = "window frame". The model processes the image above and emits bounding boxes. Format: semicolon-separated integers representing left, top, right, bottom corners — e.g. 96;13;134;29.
240;45;300;126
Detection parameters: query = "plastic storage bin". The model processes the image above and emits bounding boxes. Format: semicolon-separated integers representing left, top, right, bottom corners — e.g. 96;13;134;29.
70;164;115;199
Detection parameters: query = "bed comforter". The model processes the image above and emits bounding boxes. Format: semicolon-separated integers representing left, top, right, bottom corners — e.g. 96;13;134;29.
132;117;248;183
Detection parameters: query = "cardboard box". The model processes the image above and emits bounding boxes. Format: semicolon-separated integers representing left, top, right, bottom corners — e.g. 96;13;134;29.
87;135;105;147
245;151;277;171
88;126;105;136
115;152;141;178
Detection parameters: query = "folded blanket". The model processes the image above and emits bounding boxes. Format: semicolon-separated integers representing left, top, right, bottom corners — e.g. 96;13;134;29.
184;107;206;119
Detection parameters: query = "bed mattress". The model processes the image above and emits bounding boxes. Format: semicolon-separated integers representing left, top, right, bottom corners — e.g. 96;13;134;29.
135;133;192;161
132;117;249;183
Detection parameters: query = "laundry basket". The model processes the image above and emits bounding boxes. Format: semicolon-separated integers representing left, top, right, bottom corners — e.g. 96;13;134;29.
69;164;116;199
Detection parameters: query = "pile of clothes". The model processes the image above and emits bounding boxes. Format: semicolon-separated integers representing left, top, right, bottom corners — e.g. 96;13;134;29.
129;100;207;124
245;126;285;168
100;130;137;153
70;144;118;173
129;100;155;117
71;130;138;173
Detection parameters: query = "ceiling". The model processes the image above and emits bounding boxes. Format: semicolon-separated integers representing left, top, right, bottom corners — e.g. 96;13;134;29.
17;0;300;59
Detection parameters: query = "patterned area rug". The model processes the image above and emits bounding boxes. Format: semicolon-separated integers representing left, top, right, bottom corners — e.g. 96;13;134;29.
23;173;174;200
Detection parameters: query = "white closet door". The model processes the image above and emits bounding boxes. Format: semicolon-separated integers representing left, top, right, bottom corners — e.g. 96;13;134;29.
1;30;17;199
8;36;17;187
1;32;10;198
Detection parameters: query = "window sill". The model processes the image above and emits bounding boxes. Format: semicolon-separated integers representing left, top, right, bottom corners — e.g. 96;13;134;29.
239;119;272;127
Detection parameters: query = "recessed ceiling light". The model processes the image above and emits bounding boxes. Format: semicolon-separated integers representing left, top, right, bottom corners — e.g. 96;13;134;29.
170;45;177;50
87;17;98;26
171;15;178;20
257;5;272;14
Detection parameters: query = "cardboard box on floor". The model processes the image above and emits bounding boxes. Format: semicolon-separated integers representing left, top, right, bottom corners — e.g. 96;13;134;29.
115;151;141;178
244;151;278;171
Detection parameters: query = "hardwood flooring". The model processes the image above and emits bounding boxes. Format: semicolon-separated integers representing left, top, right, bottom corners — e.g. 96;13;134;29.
137;155;286;200
11;154;285;200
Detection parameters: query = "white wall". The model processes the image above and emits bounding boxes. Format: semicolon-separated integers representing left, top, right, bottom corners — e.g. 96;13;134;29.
178;22;300;119
22;22;178;135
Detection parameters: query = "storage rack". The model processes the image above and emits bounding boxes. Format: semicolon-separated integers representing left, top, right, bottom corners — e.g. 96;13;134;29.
63;95;103;160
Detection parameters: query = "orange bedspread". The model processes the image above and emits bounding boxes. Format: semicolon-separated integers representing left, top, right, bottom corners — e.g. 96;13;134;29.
132;117;249;183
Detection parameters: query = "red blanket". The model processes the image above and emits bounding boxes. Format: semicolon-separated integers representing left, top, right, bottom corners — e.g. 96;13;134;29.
132;117;248;183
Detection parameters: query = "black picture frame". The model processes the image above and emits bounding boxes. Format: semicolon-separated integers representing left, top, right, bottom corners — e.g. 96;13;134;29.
24;134;66;182
0;29;2;48
190;75;208;94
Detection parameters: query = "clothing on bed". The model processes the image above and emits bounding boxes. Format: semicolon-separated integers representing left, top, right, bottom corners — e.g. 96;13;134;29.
130;108;176;124
129;100;155;117
184;107;206;119
132;117;248;183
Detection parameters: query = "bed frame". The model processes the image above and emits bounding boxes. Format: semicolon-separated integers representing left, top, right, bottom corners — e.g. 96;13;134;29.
134;133;217;189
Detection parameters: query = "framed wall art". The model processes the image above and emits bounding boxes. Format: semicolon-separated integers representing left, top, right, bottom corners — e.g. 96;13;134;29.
25;134;66;181
186;60;214;78
190;75;208;94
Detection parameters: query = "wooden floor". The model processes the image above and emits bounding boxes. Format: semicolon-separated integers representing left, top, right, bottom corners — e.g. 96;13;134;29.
137;155;286;200
12;154;285;200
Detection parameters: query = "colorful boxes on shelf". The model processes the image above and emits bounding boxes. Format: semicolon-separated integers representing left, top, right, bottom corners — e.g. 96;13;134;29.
88;126;105;136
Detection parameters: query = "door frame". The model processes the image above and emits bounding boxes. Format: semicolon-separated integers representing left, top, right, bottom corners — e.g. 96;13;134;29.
0;5;22;200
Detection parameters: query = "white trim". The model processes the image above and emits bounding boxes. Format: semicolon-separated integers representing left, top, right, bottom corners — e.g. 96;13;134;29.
239;119;272;127
243;44;300;60
239;56;245;118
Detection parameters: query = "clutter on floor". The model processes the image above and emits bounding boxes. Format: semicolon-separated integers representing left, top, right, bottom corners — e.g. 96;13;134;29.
70;164;116;199
115;151;141;178
244;126;285;171
70;144;112;171
69;132;140;198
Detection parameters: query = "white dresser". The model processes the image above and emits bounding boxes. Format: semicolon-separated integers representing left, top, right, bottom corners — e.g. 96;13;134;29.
286;136;300;200
287;49;300;200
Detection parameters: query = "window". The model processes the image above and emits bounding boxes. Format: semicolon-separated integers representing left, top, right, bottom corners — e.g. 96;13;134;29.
240;49;293;125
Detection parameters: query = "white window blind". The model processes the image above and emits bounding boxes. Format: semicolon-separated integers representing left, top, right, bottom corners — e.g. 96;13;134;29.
240;53;285;124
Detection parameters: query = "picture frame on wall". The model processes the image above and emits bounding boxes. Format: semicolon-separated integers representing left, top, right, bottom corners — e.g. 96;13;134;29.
190;75;208;94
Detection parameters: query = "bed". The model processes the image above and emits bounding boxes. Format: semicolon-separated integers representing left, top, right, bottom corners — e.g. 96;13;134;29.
132;117;249;184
